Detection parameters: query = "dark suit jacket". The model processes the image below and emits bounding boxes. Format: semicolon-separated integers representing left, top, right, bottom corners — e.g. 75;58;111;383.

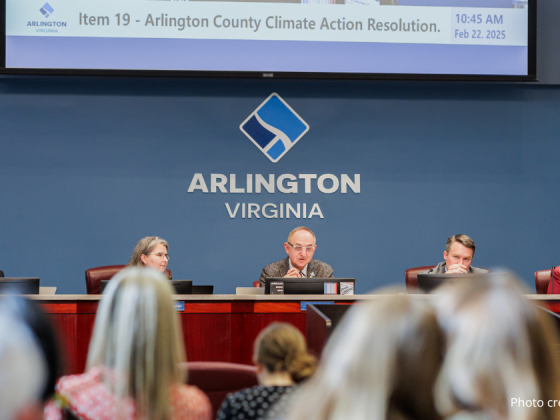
259;257;334;287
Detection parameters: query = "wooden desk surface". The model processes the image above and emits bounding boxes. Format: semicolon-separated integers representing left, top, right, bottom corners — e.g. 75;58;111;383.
28;294;400;301
26;293;560;301
32;294;560;375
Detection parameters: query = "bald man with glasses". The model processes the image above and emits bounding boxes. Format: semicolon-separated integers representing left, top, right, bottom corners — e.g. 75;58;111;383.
258;226;334;287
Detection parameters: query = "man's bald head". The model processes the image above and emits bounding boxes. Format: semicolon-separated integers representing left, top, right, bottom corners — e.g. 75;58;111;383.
287;227;316;245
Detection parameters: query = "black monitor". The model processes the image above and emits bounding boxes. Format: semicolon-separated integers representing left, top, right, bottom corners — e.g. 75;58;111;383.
100;279;192;294
416;273;502;293
170;280;193;295
0;278;40;295
264;278;355;295
191;285;214;295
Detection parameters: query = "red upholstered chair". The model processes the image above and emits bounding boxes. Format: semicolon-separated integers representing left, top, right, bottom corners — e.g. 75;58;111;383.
535;269;553;294
253;280;260;287
85;265;172;294
405;266;436;292
184;362;258;418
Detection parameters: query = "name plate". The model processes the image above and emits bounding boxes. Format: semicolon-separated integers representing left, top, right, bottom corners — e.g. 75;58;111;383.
324;282;337;295
270;281;284;295
340;282;355;295
300;301;334;311
174;301;185;312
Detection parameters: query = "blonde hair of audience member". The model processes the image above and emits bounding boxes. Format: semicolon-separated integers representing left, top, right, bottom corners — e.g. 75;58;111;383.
86;267;186;420
287;295;444;420
0;309;46;420
434;278;560;420
128;236;170;274
254;323;318;385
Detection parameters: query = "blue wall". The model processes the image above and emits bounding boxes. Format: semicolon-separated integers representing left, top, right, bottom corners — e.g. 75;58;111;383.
1;76;559;293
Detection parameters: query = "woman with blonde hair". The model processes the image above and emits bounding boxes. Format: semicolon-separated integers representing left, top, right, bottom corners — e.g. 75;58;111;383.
287;295;444;420
433;277;560;420
217;322;318;420
44;267;211;420
128;236;171;277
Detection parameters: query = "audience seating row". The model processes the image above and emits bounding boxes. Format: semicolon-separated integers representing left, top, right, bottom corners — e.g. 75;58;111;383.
186;362;258;419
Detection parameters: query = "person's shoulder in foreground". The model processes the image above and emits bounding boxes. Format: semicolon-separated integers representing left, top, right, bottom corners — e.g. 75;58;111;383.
420;234;488;275
169;383;212;420
45;367;211;420
44;368;115;420
259;227;334;287
217;385;296;420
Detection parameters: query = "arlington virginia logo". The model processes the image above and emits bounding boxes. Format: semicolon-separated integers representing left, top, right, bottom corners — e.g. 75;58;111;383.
240;93;309;163
40;3;54;18
28;2;66;31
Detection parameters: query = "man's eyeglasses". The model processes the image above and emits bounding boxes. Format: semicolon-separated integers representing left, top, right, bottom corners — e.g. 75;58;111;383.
146;253;170;260
287;243;315;253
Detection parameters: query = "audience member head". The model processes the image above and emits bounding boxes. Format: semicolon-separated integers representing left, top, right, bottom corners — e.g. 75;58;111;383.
284;227;317;271
434;277;560;420
444;234;476;271
2;296;61;402
86;267;186;420
0;308;46;420
128;236;170;274
254;322;318;385
288;294;444;420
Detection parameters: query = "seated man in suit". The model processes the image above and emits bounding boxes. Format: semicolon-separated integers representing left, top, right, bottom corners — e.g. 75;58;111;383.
421;234;489;274
259;227;334;287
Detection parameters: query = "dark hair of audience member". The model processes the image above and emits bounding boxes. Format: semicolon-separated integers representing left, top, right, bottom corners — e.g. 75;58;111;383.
3;296;62;402
287;295;444;420
254;322;318;383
